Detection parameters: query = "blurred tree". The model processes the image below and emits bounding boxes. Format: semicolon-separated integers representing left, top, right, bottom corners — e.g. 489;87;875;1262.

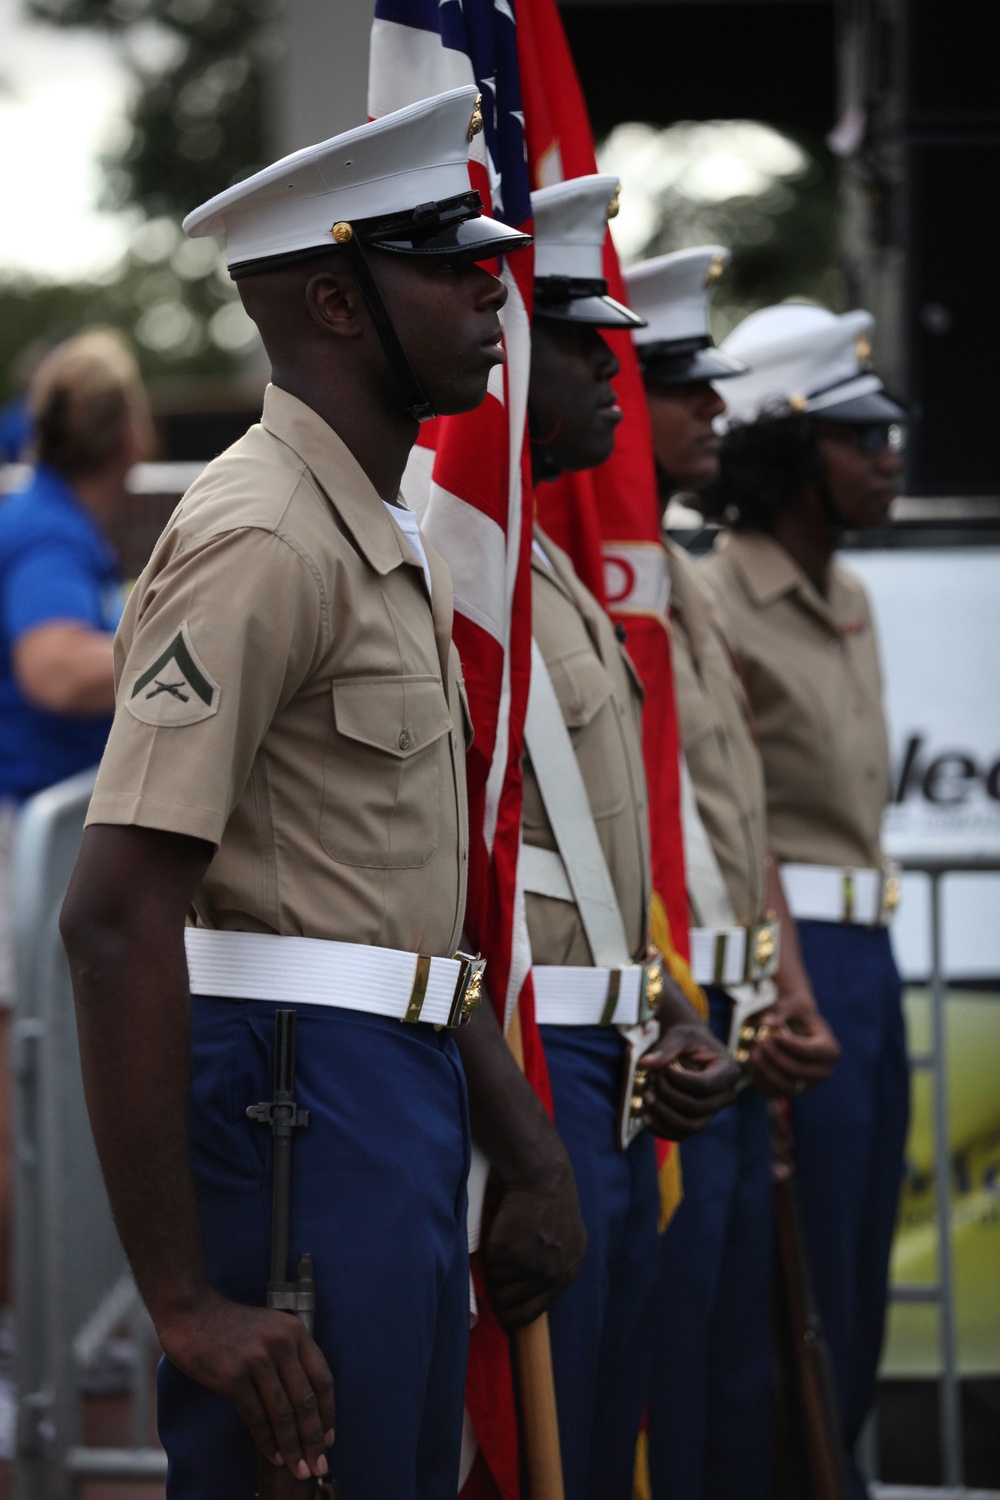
25;0;275;216
600;121;842;338
0;0;275;400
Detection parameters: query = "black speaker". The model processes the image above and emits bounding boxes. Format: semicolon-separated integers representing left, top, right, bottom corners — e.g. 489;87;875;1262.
839;0;1000;497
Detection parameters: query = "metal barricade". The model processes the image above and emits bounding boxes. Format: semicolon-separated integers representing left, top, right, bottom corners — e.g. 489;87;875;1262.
870;854;1000;1500
11;769;166;1497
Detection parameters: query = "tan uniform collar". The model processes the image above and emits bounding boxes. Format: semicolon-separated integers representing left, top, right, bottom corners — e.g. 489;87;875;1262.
531;524;576;601
262;384;454;676
532;523;616;669
261;384;411;580
717;528;862;635
663;536;715;675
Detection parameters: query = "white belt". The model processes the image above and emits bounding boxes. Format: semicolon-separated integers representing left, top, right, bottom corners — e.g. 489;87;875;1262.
781;862;901;927
532;955;666;1027
184;929;485;1029
688;918;780;987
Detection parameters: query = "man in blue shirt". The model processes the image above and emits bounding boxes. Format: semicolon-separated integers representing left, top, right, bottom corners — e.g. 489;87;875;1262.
0;330;151;1453
0;329;151;803
0;463;123;799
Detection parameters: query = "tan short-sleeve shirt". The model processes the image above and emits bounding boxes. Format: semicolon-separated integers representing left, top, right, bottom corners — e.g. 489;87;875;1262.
703;529;890;870
666;539;768;926
523;529;651;967
88;385;470;957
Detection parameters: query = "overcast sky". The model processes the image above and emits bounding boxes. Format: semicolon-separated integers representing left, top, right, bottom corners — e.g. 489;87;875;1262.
0;0;135;281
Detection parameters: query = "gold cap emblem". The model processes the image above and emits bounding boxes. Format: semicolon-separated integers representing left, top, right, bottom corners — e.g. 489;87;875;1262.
468;92;484;142
331;222;353;244
788;393;808;412
856;333;872;368
704;251;726;289
606;183;621;222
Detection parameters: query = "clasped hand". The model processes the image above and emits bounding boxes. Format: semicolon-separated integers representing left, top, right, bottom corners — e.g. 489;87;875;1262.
638;1021;741;1139
745;989;840;1097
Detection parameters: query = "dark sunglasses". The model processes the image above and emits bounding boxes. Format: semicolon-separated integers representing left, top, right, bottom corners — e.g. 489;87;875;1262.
816;421;907;455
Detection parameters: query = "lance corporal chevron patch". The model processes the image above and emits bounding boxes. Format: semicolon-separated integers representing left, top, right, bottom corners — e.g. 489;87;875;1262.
126;623;220;727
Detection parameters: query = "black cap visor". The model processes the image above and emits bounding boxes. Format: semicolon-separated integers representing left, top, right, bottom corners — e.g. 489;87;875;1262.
811;388;908;422
371;211;531;260
536;289;644;328
638;339;746;386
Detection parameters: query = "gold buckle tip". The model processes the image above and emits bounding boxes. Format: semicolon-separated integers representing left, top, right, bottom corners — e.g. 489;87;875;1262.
447;951;486;1027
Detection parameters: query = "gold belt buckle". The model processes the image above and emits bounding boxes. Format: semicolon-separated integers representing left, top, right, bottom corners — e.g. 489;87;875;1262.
747;916;779;983
446;951;486;1028
639;953;665;1021
880;861;901;923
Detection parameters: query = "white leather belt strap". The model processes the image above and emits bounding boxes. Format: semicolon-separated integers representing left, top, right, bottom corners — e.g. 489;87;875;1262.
689;918;780;987
524;638;632;969
781;862;901;927
532;958;664;1027
184;929;485;1029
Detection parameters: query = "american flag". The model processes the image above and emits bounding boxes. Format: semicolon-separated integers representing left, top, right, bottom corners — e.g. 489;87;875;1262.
370;7;547;1496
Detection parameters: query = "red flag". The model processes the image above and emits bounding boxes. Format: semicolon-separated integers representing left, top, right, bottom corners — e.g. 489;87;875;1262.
517;0;695;982
369;7;549;1496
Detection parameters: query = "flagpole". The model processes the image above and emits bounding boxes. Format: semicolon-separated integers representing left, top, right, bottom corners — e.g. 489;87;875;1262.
505;1005;566;1500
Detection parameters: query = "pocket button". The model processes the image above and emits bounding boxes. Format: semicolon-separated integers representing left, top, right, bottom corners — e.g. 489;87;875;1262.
399;729;413;751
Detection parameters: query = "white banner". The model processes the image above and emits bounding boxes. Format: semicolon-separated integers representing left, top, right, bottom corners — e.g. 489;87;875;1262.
848;547;1000;979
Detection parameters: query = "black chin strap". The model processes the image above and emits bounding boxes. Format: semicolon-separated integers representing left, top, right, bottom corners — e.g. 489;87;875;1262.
805;421;850;534
527;401;562;484
340;236;435;423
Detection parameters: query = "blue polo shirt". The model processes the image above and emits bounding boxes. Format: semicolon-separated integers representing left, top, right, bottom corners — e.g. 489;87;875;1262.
0;465;123;801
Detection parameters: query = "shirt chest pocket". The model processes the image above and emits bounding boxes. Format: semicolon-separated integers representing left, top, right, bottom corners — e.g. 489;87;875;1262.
322;674;454;868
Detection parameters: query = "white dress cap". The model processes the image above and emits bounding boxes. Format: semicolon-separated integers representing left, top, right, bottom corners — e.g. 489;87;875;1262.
624;245;746;383
530;174;644;328
626;246;728;346
182;86;527;273
719;303;905;425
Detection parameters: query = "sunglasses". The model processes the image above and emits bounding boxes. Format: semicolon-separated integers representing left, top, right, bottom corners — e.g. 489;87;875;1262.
816;422;907;455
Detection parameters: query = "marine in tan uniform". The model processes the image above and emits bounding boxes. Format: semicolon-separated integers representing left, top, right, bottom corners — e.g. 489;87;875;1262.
59;91;585;1500
707;302;909;1500
523;181;739;1500
625;248;839;1500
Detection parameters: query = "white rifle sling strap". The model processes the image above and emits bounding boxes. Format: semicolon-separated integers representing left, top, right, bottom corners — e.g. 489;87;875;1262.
679;754;774;1047
523;637;632;970
680;753;735;931
523;636;659;1148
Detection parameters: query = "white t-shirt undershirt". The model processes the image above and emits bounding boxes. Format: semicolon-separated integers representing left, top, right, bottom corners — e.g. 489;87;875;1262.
384;501;433;600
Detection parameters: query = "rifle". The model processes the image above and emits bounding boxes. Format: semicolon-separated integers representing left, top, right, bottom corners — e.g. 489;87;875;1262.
772;1111;851;1500
248;1009;337;1499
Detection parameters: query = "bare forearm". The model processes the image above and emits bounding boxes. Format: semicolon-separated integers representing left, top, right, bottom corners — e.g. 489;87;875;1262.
454;999;568;1184
68;914;208;1327
766;850;815;1004
15;624;116;715
61;825;214;1332
62;830;335;1476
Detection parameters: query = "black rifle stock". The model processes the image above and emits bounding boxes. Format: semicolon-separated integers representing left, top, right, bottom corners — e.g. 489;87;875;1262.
248;1009;337;1499
773;1165;851;1500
